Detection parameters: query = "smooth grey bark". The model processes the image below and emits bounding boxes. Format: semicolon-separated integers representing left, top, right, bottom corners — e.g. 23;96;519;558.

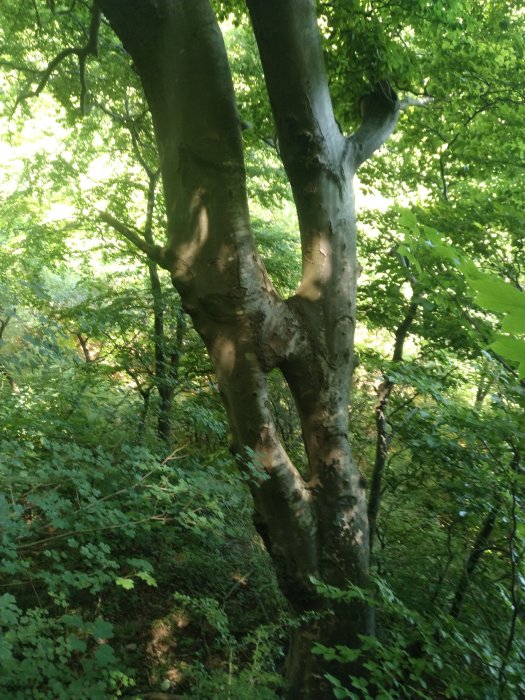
97;1;401;696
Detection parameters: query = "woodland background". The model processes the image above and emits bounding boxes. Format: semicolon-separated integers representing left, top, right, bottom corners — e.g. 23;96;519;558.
0;1;524;698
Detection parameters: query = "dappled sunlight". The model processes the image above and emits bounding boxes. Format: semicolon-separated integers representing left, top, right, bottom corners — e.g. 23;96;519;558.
146;611;189;690
355;324;420;360
216;239;238;275
213;335;237;376
297;232;332;301
1;1;523;697
175;188;209;271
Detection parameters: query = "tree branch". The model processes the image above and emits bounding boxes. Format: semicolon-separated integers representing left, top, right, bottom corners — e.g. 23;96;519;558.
99;211;166;266
16;2;101;114
0;316;11;341
247;0;344;177
78;3;102;114
26;47;79;99
349;81;401;168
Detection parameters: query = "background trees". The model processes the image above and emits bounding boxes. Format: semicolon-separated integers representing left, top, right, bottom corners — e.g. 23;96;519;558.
0;1;524;698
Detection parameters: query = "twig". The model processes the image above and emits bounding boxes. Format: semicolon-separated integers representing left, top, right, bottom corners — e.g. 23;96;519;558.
160;442;190;465
17;514;174;551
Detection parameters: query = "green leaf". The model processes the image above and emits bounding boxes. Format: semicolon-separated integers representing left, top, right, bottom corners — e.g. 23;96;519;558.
312;643;332;657
0;638;14;664
490;335;525;362
126;557;154;571
115;577;135;590
501;313;525;335
136;570;158;587
0;594;19;627
61;614;83;628
335;645;362;663
94;643;116;667
490;336;525;377
468;275;525;315
89;618;114;640
398;210;418;230
68;636;88;653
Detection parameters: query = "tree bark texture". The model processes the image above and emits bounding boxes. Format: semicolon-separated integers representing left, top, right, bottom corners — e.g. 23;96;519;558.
98;1;400;696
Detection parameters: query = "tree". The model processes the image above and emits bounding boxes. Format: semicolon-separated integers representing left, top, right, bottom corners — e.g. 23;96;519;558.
89;2;411;696
2;0;524;697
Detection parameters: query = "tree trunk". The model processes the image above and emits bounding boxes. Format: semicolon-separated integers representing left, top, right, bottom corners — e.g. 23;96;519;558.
0;317;19;393
368;300;419;552
101;167;185;444
98;1;400;696
142;170;176;444
449;507;497;619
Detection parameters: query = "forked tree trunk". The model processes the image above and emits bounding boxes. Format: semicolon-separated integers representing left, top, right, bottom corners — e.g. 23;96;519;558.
99;1;400;696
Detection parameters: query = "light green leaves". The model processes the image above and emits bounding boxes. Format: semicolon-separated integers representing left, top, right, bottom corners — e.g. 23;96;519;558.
490;336;525;374
115;570;157;590
468;274;525;317
115;576;135;590
468;274;525;376
398;209;525;377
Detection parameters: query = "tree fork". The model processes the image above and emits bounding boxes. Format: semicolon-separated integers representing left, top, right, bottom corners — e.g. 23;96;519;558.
98;1;402;696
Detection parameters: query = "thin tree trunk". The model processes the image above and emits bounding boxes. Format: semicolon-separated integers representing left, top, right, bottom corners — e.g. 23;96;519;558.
450;446;520;621
449;507;497;619
102;169;184;444
0;363;19;393
146;252;174;444
497;463;521;696
142;170;174;444
76;333;93;363
368;300;419;552
0;317;19;393
138;386;152;437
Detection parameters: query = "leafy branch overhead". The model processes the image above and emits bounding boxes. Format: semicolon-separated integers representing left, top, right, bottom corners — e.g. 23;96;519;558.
398;211;525;378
